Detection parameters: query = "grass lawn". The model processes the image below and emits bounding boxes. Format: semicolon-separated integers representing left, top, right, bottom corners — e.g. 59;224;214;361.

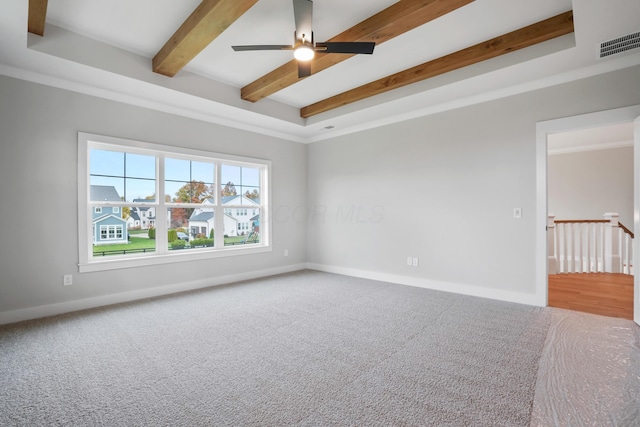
127;229;149;235
224;235;260;245
224;236;246;245
93;237;155;256
93;235;260;256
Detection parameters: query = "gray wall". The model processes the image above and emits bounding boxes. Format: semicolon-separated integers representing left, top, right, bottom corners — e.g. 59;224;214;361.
1;65;639;318
307;65;640;296
0;76;307;313
548;147;633;226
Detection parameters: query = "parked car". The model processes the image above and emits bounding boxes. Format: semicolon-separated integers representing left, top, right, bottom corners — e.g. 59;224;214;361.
177;232;189;241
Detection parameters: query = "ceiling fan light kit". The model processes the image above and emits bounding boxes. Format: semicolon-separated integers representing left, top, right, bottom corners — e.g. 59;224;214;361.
232;0;375;78
294;43;315;61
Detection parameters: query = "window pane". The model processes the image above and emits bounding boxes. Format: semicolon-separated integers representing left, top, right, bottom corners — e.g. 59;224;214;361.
192;161;215;184
224;208;260;246
221;164;240;198
126;178;156;203
90;149;124;177
241;167;260;187
166;158;215;203
90;178;124;202
90;149;156;203
168;206;192;230
165;180;186;202
92;205;156;257
169;207;214;250
221;164;260;203
240;186;260;204
165;158;191;182
125;153;155;179
169;181;214;203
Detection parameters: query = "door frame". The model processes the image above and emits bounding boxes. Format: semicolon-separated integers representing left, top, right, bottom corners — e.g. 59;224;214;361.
535;105;640;325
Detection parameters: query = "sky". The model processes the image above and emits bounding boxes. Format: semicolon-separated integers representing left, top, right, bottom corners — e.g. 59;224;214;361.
90;149;260;203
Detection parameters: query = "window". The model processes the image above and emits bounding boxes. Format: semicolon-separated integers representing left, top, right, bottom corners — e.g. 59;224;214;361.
78;133;270;272
100;225;123;240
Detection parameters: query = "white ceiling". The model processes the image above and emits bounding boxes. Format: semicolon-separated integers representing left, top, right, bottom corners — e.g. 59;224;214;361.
548;122;635;155
1;0;639;142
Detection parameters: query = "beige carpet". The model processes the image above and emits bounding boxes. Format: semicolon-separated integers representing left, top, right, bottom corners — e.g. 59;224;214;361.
0;270;617;426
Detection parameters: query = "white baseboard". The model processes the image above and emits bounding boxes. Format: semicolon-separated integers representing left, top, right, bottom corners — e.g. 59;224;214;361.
0;263;307;325
306;263;541;307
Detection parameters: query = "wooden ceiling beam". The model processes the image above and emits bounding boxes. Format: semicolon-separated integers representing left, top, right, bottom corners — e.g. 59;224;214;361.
28;0;48;36
301;10;574;118
153;0;258;77
241;0;475;103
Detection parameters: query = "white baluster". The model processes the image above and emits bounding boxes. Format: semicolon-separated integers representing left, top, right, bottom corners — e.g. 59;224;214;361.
563;223;569;273
604;212;621;273
571;223;580;273
599;223;605;272
579;223;584;272
548;215;557;274
624;232;632;274
587;223;594;273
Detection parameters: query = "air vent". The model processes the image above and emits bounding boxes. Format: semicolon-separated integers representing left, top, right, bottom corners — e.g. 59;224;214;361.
599;31;640;58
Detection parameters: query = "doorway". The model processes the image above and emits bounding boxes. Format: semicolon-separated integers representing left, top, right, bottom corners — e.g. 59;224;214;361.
535;105;640;326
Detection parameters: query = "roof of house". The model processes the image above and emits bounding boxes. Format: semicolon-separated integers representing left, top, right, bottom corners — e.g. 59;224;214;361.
128;211;140;221
90;185;121;202
222;195;260;205
189;212;214;222
92;213;127;224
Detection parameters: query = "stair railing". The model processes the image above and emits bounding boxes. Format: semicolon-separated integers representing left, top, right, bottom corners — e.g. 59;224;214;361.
548;212;633;275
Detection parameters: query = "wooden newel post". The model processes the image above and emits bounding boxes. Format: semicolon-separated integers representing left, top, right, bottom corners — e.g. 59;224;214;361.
547;214;557;274
604;212;621;273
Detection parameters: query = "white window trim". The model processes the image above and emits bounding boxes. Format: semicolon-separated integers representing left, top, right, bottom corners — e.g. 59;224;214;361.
78;132;271;273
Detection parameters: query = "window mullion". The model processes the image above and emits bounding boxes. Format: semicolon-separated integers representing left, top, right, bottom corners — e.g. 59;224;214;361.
214;160;224;249
261;166;268;246
155;153;168;255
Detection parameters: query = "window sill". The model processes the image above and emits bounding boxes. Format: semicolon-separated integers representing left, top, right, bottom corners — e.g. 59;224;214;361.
79;245;272;273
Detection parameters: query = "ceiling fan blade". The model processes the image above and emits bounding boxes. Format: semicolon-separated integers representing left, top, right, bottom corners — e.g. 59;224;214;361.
298;61;311;78
232;45;293;51
316;42;375;54
293;0;313;42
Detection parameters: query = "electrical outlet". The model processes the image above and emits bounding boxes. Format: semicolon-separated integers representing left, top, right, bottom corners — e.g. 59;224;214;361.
407;256;413;266
63;274;73;286
284;249;289;257
412;257;419;267
513;208;522;219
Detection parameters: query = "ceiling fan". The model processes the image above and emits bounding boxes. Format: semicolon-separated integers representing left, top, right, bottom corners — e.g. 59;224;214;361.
232;0;376;78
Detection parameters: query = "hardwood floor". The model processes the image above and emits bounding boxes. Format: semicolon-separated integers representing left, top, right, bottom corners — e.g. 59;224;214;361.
548;273;634;320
